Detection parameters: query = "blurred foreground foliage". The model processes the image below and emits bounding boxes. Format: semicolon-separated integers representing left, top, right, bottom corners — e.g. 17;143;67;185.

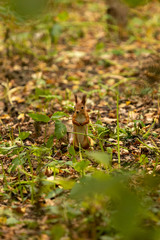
0;0;159;23
0;0;159;57
0;0;73;55
0;0;72;21
71;169;160;240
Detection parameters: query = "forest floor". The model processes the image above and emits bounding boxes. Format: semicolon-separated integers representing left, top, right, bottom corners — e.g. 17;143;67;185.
0;0;160;239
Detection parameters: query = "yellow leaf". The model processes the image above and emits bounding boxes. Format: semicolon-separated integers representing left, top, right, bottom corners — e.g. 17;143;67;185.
126;101;131;105
0;216;7;224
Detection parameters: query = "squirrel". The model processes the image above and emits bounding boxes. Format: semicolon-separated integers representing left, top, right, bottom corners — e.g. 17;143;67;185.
70;94;90;150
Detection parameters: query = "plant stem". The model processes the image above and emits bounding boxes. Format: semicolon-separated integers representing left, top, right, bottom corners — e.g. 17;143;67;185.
117;90;121;168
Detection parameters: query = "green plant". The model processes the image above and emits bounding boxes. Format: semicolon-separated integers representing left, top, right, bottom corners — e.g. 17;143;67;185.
139;154;149;165
70;169;160;240
91;121;110;152
133;120;145;135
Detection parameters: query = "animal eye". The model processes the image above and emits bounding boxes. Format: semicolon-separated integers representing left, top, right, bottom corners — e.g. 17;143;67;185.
81;106;84;109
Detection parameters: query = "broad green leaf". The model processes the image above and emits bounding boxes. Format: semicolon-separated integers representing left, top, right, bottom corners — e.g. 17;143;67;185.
68;145;75;157
6;217;19;226
45;189;63;199
54;179;75;190
9;0;48;19
19;131;30;140
29;146;51;156
28;113;50;123
44;178;75;190
51;112;69;121
54;120;67;140
35;88;51;96
74;160;90;173
46;134;54;148
86;151;111;169
50;224;65;240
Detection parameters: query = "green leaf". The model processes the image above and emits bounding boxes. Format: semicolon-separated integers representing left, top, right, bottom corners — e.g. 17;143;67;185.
28;113;50;123
0;145;18;154
133;120;145;128
19;131;30;140
50;23;62;44
9;0;47;19
95;42;105;51
123;0;151;7
74;160;90;173
112;49;124;56
68;145;76;157
139;154;149;165
45;189;63;199
29;145;51;157
94;124;109;137
50;224;65;240
40;95;62;100
54;179;75;190
6;217;19;226
46;134;54;148
35;88;51;97
86;151;111;169
54;120;67;140
57;11;69;21
51;112;69;121
9;152;27;172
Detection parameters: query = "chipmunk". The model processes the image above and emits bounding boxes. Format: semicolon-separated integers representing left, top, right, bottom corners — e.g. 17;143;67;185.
70;94;90;150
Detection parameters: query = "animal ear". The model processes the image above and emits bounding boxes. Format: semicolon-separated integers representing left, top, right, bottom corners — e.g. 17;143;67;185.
82;94;87;105
74;94;78;103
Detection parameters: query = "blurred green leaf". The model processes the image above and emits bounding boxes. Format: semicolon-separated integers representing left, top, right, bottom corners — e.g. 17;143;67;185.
29;145;51;156
139;154;149;165
46;134;54;148
112;49;124;56
51;112;69;121
54;178;75;190
40;95;62;100
71;173;160;239
0;145;17;154
35;88;51;97
95;42;105;51
86;151;111;169
6;217;20;226
49;23;62;43
50;224;65;240
9;152;27;172
19;131;30;140
74;160;90;174
123;0;151;7
68;145;76;157
57;11;69;21
54;120;67;139
28;113;50;123
9;0;48;19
